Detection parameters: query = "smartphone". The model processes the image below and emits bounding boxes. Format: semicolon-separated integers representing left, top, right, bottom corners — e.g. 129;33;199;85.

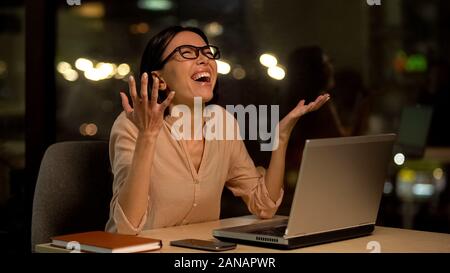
170;239;236;252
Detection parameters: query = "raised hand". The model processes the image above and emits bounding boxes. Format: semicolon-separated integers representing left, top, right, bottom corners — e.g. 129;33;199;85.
120;72;175;136
278;93;330;142
286;93;330;120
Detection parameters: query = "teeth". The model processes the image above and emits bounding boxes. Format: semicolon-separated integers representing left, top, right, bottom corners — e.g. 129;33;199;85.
192;72;211;81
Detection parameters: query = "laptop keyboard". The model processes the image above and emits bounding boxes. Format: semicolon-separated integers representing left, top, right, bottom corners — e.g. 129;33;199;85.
248;225;287;236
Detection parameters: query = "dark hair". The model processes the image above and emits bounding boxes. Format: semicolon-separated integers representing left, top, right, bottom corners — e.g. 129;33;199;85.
140;25;219;108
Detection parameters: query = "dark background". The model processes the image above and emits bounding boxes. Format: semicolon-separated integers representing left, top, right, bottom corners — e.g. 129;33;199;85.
1;0;449;253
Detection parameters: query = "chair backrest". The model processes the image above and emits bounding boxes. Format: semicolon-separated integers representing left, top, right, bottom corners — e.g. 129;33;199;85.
31;141;112;250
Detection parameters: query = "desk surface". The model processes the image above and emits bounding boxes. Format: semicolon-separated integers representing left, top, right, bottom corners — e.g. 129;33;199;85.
424;147;450;163
36;215;450;253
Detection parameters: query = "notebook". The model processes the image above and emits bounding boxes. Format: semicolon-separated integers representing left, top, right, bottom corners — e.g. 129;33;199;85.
51;231;162;253
213;134;396;249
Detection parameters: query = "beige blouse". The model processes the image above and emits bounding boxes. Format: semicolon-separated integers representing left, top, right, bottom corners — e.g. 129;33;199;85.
105;105;283;235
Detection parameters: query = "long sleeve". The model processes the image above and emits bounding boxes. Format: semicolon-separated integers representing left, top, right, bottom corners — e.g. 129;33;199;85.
105;112;148;235
225;139;284;219
105;106;283;232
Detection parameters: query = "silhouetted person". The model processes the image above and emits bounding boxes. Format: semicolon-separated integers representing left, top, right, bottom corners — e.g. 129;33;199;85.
333;68;372;136
274;46;340;214
283;46;345;170
278;46;371;215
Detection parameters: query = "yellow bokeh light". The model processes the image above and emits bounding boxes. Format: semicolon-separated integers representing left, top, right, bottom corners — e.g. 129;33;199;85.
232;67;246;80
216;60;231;75
433;168;443;180
267;65;285;80
57;61;72;74
75;58;94;71
63;69;79;82
259;53;278;67
85;123;98;136
398;168;416;183
117;63;131;76
80;123;98;136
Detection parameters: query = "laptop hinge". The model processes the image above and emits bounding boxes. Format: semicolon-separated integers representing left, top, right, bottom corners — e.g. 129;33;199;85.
284;222;374;239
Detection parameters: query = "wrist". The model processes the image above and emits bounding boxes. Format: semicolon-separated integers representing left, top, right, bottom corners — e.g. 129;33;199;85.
277;136;289;150
137;130;160;142
278;123;294;144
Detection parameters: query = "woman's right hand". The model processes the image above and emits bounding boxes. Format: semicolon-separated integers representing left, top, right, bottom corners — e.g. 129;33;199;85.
120;72;175;136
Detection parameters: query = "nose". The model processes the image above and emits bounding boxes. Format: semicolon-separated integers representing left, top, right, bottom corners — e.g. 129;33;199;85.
196;52;209;65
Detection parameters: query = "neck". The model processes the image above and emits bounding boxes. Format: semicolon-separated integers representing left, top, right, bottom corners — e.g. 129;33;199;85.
168;97;206;140
190;98;204;140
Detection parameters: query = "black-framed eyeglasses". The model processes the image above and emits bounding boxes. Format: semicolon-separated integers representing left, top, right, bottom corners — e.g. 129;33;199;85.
160;45;221;67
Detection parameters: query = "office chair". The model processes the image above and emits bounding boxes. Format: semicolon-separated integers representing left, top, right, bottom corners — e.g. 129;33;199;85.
31;141;113;251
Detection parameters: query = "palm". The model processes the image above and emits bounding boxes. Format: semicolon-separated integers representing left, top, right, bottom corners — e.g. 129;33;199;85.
286;94;329;119
278;94;330;141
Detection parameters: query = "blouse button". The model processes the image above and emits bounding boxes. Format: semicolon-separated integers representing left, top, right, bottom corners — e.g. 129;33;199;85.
193;203;198;207
194;178;200;184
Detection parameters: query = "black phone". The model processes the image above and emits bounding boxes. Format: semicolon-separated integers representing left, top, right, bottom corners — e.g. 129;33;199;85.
170;239;236;252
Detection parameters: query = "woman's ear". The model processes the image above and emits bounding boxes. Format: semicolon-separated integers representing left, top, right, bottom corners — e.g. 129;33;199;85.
151;71;167;91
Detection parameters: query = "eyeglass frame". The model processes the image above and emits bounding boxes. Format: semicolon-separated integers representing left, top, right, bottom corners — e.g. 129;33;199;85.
159;44;221;67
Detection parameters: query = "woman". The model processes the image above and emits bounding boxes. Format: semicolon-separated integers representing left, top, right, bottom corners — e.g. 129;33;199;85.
105;26;329;234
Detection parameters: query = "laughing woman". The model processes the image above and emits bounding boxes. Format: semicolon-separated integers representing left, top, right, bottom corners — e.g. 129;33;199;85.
105;26;329;234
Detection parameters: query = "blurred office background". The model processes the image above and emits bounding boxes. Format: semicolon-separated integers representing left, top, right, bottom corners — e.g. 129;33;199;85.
1;0;449;253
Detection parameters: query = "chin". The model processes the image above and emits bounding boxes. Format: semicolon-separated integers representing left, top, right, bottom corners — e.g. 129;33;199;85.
193;87;214;103
203;92;214;103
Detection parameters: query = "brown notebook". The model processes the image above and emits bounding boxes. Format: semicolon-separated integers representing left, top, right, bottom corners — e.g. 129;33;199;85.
51;231;162;253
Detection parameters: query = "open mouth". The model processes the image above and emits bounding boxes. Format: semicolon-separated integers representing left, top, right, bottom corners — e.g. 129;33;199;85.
191;71;211;83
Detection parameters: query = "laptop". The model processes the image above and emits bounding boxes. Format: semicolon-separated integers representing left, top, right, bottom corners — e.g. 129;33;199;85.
213;134;396;249
394;105;433;158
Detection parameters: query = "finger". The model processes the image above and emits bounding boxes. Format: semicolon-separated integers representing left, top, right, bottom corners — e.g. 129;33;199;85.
161;91;176;109
315;94;327;103
140;72;148;103
150;75;159;106
304;102;316;113
120;92;133;114
318;94;330;105
311;103;322;111
311;96;328;111
289;99;304;114
128;75;138;103
320;94;330;103
320;95;330;106
310;95;325;106
296;99;305;108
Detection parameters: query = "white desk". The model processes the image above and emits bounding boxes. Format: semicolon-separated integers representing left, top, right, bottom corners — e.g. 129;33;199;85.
35;215;450;253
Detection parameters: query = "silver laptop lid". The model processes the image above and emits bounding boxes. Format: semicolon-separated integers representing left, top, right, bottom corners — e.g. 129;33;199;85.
285;134;396;238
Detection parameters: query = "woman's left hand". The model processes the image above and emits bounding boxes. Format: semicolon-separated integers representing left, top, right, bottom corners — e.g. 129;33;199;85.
278;93;330;143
